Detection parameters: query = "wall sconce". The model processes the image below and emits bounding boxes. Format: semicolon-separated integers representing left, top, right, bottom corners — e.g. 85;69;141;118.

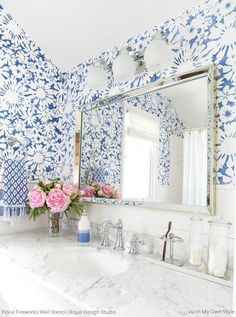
112;47;137;83
144;31;172;73
86;61;108;90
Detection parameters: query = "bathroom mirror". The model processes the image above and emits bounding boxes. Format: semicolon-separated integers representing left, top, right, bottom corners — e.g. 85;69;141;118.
77;66;216;215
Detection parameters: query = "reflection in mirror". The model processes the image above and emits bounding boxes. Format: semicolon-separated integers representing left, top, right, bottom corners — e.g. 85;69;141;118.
78;67;215;213
122;106;160;199
121;77;208;206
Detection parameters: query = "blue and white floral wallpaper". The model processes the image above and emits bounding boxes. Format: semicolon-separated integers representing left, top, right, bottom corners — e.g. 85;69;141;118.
65;0;236;186
81;104;124;186
0;0;235;186
0;5;74;181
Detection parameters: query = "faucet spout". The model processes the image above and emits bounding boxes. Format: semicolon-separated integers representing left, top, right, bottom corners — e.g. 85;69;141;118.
99;220;114;246
99;220;114;232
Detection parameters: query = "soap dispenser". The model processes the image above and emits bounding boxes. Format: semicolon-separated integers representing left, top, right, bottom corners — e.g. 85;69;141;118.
77;207;90;245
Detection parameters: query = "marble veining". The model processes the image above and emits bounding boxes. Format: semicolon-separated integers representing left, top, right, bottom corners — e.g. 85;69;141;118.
0;231;233;317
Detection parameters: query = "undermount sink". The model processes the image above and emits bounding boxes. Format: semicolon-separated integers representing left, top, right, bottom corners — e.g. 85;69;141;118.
44;247;129;278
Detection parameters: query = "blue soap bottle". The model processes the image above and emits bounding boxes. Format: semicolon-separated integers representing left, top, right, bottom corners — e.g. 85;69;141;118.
77;207;90;245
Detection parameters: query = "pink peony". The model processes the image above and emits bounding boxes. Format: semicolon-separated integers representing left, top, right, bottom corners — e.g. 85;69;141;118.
99;183;114;198
62;183;77;195
28;189;46;208
46;189;70;213
80;185;96;197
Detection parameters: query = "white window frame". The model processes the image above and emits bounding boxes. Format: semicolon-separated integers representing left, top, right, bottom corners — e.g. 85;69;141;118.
121;105;160;200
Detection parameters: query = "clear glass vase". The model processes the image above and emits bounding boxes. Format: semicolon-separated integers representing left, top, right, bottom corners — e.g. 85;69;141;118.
189;212;203;267
49;212;62;236
208;218;232;279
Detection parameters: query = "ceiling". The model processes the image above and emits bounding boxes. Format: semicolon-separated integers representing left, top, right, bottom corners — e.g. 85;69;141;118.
163;76;208;129
0;0;201;72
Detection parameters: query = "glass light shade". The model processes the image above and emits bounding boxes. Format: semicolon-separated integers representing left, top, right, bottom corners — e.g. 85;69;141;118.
86;63;108;90
112;49;136;83
144;32;172;72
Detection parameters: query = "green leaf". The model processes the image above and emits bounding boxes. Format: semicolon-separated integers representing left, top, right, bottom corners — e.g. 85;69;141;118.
28;205;49;221
64;210;69;219
72;203;84;217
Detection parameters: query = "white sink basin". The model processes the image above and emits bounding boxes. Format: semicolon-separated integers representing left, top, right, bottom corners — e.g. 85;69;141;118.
44;247;129;278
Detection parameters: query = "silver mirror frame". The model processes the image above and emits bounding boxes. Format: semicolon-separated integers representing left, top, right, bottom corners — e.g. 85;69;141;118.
78;65;216;215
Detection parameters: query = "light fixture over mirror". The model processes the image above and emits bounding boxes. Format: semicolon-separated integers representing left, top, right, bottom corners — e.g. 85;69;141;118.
112;47;136;83
144;31;173;73
86;61;108;90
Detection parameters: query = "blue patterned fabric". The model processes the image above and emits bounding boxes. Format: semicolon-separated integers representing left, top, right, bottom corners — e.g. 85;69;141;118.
92;167;106;183
3;159;28;218
0;188;3;216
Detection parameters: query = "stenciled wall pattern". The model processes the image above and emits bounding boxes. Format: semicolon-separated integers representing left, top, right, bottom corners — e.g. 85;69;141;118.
0;0;235;187
66;0;236;186
81;104;124;186
80;92;184;187
0;5;74;181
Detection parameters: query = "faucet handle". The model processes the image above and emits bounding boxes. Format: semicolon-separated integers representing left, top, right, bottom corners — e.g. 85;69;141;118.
161;233;183;243
129;234;145;255
113;218;125;251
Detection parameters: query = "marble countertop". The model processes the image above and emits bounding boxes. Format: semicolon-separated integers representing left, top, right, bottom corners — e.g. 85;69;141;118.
0;231;233;317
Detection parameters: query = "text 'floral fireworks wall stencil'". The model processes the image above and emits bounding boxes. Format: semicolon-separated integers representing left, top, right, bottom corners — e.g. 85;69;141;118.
80;92;184;187
0;0;235;186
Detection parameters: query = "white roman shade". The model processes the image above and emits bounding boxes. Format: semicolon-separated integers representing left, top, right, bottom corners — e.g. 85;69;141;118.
125;108;159;142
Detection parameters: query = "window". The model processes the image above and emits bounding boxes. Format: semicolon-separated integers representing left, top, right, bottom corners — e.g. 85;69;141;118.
122;107;159;200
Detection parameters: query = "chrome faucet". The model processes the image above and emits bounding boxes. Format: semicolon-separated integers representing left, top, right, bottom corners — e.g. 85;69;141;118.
99;219;125;250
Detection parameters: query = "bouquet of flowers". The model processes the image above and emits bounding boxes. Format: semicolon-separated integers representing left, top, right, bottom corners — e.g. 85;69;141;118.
27;180;84;221
80;181;121;199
